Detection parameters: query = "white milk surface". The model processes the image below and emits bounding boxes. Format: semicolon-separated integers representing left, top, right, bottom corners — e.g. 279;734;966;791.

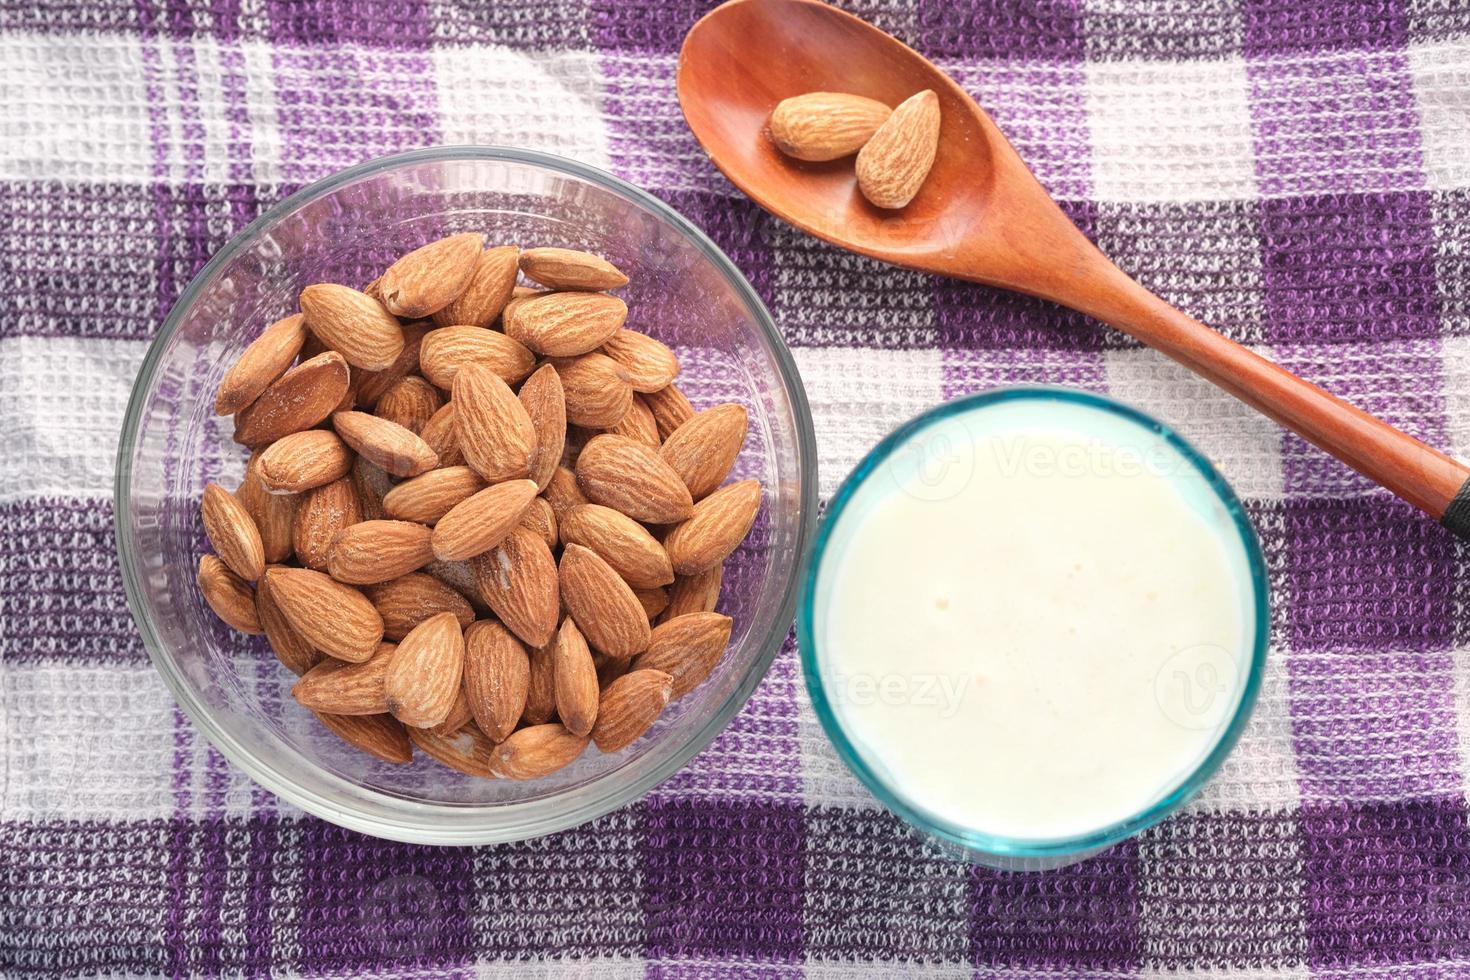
816;399;1253;841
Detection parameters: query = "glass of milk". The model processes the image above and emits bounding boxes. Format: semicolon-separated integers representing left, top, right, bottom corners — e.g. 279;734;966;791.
799;387;1269;870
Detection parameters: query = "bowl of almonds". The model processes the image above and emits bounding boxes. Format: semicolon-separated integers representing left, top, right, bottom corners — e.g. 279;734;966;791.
115;147;816;843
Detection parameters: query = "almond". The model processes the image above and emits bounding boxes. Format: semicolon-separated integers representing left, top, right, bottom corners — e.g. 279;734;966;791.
236;454;296;564
215;313;307;416
382;466;486;525
431;479;538;561
197;555;261;634
409;722;496;776
373;375;443;435
201;482;266;582
517;364;566;491
607;394;660;447
419;402;465;468
659;403;749;499
520;496;558;551
542;465;589;522
463;619;530;742
352;457;391;521
633;586;670;622
423;559;485;613
256;568;321;674
503;292;627;356
551;617;600;737
500;286;547;326
855;89;940;209
560;504;674;589
332;411;438;478
519;247;629;291
419;326;536;389
292;476;361;572
265;567;383;662
330;372;360;415
643;384;695;440
660;565;723;622
232;350;350;447
256;430;354;494
431;685;474;737
453;363;537;482
632;612;733;699
523;641;557;727
299;283;405;371
470;526;559;648
291;642;395;714
383;611;465;728
575;434;693;524
769;91;892;161
591;669;673;753
559;544;651;659
378;232;485;318
314;711;412;764
664;479;761;575
327;519;434;585
554;353;633;428
355;320;427;408
364;572;475;641
491;723;589;779
432;244;520;327
600;330;679;393
595;651;631;689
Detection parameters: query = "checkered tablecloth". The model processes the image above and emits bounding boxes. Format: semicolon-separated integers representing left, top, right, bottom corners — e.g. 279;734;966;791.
5;0;1470;976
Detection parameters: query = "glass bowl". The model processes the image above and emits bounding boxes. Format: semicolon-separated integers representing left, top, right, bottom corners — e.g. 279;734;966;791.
115;147;818;845
799;387;1268;870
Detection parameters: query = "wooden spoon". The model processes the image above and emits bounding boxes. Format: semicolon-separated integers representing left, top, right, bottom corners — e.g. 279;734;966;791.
678;0;1470;538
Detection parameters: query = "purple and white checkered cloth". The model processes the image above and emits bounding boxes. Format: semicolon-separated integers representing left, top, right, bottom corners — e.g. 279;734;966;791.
5;0;1470;975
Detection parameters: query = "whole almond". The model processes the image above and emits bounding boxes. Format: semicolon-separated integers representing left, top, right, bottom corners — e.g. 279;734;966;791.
419;403;465;468
523;641;557;726
327;519;434;585
551;617;599;737
591;669;674;753
378;232;485;318
419;326;536;389
201;482;266;582
518;364;566;491
520;496;558;551
608;394;660;447
352;457;391;521
232;350;350;447
659;403;749;499
355;320;427;408
463;619;530;742
855;89;940;209
237;454;296;564
632;612;733;699
634;586;670;622
664;480;761;575
575;434;694;524
383;611;465;728
299;283;405;371
470;526;559;649
423;559;485;612
291;642;395;715
292;477;362;572
769;91;892;161
382;466;486;525
600;330;679;393
256;568;321;674
453;363;537;483
431;479;538;561
256;430;353;494
554;353;633;428
198;555;261;634
332;411;438;478
365;572;475;641
265;566;383;662
560;504;674;589
559;544;651;659
432;244;520;328
643;384;695;440
216;313;307;416
491;723;589;779
660;565;723;622
373;375;443;435
519;247;629;291
431;685;474;737
314;711;412;764
409;723;496;777
542;465;589;522
504;292;628;357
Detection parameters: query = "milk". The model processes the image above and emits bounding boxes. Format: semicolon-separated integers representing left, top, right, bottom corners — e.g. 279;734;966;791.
811;395;1257;843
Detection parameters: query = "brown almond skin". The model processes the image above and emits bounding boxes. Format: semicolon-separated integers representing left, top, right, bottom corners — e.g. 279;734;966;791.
431;479;538;562
560;504;673;589
315;711;413;764
292;477;362;572
660;565;723;623
431;685;474;736
659;403;749;500
607;394;660;447
855;89;940;209
453;363;537;483
373;375;443;435
384;611;466;728
470;526;559;649
216;313;307;416
232;350;350;447
542;465;589;523
769;91;892;161
352;457;391;521
382;466;486;525
632;612;733;699
591;669;674;753
559;544;652;659
332;410;439;478
299;283;405;371
419;403;464;468
551;617;600;737
327;519;435;585
256;568;321;675
520;496;558;551
463;619;530;742
197;555;261;634
200;483;266;582
575;434;693;524
492;723;589;779
265;567;383;661
504;292;628;357
600;330;679;393
256;430;354;494
379;232;485;318
634;586;670;622
291;642;395;714
409;723;497;776
522;640;557;727
664;480;762;575
519;247;629;291
643;384;695;440
554;353;634;428
419;326;536;389
237;454;296;564
432;244;520;328
355;320;427;408
364;572;475;642
518;364;566;492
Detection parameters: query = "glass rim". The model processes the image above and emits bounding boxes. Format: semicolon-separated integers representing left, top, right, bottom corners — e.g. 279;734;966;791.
797;385;1270;859
113;145;820;844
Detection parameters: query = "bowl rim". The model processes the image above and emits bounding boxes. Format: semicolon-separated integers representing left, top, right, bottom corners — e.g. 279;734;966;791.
114;145;819;845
